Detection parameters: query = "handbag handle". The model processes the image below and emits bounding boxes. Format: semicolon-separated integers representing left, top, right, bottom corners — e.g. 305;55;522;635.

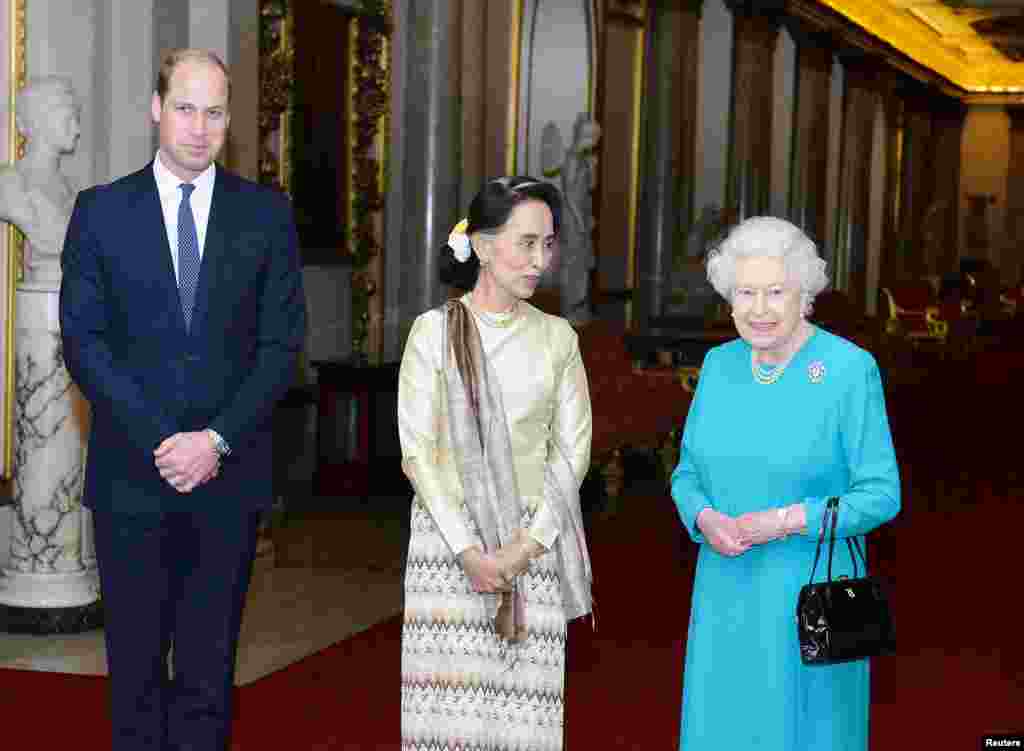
806;497;834;586
809;497;868;585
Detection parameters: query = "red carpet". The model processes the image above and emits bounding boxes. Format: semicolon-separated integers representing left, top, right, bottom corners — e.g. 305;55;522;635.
2;354;1023;749
3;489;1020;749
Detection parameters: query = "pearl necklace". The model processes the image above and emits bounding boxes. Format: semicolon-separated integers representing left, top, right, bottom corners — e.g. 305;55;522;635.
749;323;815;385
467;298;521;328
751;356;789;385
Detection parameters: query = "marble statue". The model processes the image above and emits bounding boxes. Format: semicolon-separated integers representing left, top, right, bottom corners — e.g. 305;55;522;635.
557;113;600;326
540;121;564;181
0;76;81;284
0;77;99;632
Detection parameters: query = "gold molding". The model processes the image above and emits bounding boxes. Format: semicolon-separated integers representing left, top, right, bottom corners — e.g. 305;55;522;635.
377;38;388;191
366;31;388;361
588;0;599;116
258;0;294;195
278;12;293;195
507;0;523;176
625;0;646;327
346;16;356;245
3;0;25;478
7;0;24;156
348;3;391;360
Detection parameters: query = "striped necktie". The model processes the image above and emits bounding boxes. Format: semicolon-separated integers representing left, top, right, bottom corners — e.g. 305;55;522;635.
177;182;200;329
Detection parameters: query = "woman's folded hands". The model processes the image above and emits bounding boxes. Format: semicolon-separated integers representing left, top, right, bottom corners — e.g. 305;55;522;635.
697;504;808;556
459;530;544;592
696;507;751;557
494;529;544;580
736;504;806;545
459;547;510;593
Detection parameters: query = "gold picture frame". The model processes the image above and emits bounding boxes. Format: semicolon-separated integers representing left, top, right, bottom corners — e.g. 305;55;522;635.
259;0;293;195
0;0;26;480
258;0;390;360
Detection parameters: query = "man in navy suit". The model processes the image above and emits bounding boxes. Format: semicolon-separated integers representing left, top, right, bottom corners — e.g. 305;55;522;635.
59;49;306;750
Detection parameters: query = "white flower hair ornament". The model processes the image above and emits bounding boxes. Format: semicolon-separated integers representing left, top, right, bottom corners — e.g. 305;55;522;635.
448;219;472;263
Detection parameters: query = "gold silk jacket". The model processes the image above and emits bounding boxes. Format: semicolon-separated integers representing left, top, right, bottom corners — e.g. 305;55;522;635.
398;300;592;555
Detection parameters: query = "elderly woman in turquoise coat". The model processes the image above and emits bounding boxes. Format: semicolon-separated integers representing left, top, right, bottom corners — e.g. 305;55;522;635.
671;216;900;750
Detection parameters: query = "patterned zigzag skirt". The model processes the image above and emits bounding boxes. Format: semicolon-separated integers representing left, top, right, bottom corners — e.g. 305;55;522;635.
401;498;567;751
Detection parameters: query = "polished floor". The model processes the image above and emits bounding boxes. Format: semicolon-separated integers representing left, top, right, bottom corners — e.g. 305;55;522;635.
0;495;411;685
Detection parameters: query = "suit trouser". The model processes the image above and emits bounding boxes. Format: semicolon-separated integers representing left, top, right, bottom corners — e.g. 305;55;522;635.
92;509;260;751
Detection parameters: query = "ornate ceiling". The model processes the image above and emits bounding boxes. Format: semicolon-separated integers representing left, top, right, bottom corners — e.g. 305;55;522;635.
819;0;1024;94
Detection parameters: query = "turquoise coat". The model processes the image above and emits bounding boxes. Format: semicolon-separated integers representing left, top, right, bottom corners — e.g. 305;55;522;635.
671;328;900;750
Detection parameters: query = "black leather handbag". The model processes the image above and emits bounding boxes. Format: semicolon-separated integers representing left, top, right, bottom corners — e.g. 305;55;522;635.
796;497;895;665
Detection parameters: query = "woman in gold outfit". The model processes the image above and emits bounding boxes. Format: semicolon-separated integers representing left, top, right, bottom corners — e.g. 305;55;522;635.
398;176;593;751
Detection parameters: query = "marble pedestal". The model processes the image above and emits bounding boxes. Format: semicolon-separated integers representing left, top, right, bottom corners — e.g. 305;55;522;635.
0;281;101;633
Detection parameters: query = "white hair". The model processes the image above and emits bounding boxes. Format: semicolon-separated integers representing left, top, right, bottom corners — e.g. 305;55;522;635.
706;216;828;314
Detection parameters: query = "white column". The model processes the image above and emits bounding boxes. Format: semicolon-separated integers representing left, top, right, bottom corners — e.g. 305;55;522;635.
189;0;230;54
93;0;157;184
189;0;260;180
0;284;100;630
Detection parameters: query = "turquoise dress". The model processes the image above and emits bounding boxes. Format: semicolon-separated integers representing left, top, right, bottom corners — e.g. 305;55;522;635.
671;327;900;751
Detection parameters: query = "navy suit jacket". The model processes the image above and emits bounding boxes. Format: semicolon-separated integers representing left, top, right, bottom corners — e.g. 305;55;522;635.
59;164;306;513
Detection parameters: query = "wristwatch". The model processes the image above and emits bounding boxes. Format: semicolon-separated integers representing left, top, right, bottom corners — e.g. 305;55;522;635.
206;428;231;459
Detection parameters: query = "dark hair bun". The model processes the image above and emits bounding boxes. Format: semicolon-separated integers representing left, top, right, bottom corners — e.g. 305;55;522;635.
438;241;480;290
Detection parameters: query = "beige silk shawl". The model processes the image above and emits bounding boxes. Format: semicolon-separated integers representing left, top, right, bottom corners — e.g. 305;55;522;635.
442;300;593;641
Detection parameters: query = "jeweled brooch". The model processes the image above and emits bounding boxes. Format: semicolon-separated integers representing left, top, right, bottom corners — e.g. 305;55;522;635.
808;360;826;384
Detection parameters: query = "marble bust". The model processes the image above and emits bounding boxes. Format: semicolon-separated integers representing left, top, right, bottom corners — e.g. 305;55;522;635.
0;76;82;286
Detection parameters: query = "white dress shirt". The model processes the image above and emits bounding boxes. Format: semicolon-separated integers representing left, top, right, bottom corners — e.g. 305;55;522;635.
153;151;231;453
153;151;216;283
